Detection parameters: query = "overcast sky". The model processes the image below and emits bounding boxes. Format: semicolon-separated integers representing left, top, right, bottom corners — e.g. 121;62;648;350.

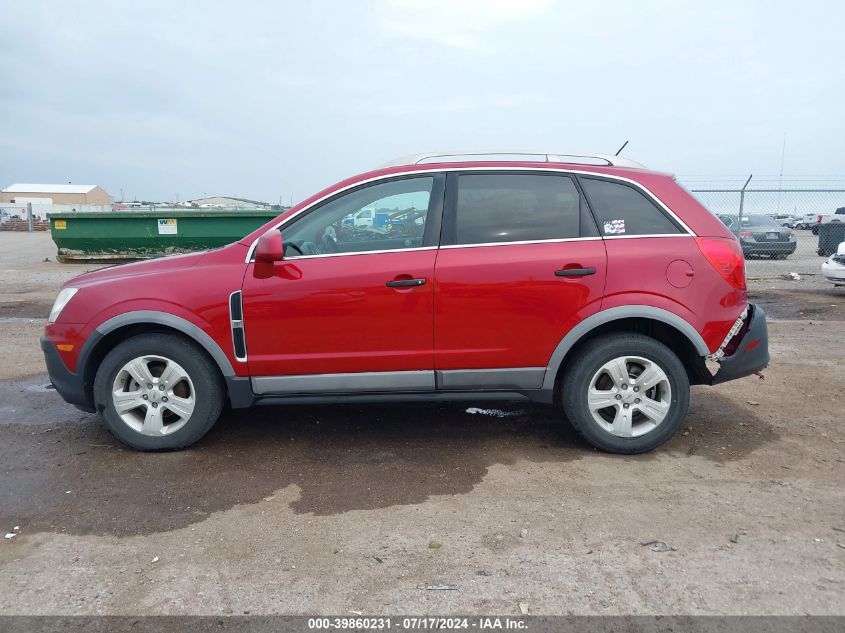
1;0;843;203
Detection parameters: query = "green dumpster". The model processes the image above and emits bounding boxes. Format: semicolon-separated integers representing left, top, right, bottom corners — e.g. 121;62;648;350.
48;209;279;262
817;222;845;256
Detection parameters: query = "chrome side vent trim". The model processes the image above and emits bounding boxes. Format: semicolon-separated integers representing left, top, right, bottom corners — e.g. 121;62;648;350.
229;291;247;361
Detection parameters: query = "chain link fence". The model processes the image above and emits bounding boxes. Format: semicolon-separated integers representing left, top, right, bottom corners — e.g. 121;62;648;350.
0;202;115;232
681;177;845;280
4;177;844;281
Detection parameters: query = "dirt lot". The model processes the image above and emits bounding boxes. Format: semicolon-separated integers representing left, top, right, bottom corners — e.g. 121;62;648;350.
1;232;844;616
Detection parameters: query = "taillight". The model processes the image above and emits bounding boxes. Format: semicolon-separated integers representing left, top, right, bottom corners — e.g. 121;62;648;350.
739;229;753;239
696;237;747;290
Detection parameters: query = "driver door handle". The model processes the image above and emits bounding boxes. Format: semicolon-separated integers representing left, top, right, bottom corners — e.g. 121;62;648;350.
386;278;426;287
555;267;596;277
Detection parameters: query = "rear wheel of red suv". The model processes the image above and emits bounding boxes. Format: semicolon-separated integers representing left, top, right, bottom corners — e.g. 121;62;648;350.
561;333;689;454
93;333;225;451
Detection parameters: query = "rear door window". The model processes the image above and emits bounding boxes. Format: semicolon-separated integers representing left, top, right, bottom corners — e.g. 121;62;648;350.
580;177;684;236
451;173;596;245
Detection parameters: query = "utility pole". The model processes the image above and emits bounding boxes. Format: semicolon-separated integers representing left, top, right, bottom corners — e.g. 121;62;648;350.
777;133;786;213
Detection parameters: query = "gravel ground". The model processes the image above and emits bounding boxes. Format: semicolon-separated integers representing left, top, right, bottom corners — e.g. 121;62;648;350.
0;232;843;616
744;230;833;289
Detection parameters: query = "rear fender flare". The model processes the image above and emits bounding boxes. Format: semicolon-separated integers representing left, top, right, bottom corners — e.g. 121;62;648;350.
541;305;710;391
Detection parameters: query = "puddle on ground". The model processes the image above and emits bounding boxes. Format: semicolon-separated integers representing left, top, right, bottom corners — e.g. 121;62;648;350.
0;374;778;538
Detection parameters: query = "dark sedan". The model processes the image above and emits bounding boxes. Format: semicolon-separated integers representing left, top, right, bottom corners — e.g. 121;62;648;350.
717;214;797;259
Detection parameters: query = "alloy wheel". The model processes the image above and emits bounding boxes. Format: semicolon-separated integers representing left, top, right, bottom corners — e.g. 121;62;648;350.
586;355;672;438
111;355;196;436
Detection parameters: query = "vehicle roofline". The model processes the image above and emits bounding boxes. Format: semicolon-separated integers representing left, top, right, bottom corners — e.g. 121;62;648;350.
239;164;691;262
238;161;674;249
380;150;648;169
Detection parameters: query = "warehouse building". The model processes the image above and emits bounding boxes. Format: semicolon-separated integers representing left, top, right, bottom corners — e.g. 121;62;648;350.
0;183;113;205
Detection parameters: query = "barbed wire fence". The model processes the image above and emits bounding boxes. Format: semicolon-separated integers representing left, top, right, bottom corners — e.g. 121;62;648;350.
680;176;845;278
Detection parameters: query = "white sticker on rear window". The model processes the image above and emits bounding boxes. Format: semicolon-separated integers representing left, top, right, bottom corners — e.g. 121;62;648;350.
603;219;625;235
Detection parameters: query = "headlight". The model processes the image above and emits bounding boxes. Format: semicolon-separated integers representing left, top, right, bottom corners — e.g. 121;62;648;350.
48;288;78;323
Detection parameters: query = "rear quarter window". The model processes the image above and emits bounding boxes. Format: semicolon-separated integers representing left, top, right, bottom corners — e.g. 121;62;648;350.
580;177;684;236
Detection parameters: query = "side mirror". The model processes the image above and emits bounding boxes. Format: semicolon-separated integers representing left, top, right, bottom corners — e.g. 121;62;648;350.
254;230;284;263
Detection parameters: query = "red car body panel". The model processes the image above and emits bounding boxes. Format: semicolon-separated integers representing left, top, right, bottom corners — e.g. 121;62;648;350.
600;237;746;353
241;250;436;376
46;244;251;376
433;241;607;369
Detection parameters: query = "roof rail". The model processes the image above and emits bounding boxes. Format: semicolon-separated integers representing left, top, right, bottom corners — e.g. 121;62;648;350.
381;150;646;169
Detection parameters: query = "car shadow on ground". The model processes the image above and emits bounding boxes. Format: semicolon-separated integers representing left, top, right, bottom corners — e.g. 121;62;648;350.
0;377;777;538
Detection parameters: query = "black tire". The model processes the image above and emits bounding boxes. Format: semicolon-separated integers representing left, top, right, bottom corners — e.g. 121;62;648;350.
93;333;225;451
561;333;690;454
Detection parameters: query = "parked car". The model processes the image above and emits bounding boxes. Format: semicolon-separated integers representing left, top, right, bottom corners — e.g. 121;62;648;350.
821;242;845;286
768;213;799;228
818;207;845;233
798;212;821;230
718;214;797;258
801;207;845;233
341;207;376;228
42;151;769;454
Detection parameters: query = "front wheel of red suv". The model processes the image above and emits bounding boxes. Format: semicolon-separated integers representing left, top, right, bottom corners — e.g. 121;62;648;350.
561;334;689;454
93;333;225;451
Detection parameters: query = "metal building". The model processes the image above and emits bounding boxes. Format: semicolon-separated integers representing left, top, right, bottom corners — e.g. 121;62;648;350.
0;183;113;205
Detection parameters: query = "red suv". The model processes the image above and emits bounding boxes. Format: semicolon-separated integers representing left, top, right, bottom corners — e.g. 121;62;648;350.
42;152;768;453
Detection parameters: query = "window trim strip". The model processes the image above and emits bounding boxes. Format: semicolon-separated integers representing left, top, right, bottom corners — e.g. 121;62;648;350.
439;236;603;250
602;233;695;240
281;245;437;261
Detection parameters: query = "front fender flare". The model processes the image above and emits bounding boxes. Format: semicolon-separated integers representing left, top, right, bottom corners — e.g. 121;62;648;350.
82;310;235;378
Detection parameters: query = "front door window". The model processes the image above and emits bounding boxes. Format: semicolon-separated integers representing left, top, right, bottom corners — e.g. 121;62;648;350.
282;177;435;257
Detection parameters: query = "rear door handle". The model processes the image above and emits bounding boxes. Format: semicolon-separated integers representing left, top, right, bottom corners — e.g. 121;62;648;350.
386;278;426;287
555;267;596;277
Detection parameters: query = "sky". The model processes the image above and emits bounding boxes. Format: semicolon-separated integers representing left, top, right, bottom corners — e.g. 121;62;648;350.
1;0;844;204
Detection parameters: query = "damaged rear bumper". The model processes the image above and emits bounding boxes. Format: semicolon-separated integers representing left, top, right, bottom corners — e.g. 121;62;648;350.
709;304;770;385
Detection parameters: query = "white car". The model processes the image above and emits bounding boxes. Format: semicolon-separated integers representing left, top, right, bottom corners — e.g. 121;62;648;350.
803;207;845;234
821;242;845;286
